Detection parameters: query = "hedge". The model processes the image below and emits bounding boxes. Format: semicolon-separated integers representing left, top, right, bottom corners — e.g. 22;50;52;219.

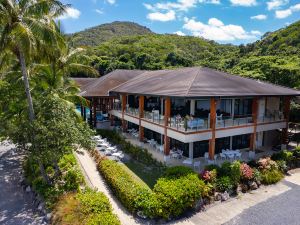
98;158;151;212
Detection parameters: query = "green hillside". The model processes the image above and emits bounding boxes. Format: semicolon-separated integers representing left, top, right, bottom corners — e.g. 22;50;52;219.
69;21;153;47
74;20;300;89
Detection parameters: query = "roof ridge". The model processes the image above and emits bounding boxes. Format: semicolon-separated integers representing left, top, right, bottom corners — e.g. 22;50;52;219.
203;67;300;92
108;70;150;94
186;67;201;96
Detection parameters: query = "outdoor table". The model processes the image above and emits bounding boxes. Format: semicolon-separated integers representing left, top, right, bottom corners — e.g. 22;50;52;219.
182;158;193;166
100;143;110;147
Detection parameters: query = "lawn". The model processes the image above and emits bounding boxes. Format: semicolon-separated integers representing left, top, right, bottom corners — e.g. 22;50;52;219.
124;160;166;188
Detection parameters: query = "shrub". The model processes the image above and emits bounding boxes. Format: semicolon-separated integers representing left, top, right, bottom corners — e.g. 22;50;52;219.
240;163;254;181
216;176;234;192
204;164;220;171
201;169;217;183
63;167;84;192
253;168;262;183
230;161;241;186
98;158;151;213
138;174;205;219
261;169;284;184
293;147;300;158
86;212;121;225
163;166;196;179
76;190;112;214
276;160;288;173
219;161;232;177
271;150;293;164
52;191;120;225
257;157;278;172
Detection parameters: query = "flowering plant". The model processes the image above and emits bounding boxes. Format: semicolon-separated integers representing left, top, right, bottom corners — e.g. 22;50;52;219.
201;169;217;183
257;157;278;172
240;163;253;180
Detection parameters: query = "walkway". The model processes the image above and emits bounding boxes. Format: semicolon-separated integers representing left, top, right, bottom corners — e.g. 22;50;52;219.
0;141;45;225
75;149;143;225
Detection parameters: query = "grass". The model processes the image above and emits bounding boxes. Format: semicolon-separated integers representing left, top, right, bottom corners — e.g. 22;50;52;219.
124;160;166;188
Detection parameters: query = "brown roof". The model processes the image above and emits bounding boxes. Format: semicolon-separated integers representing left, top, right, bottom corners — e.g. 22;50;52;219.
79;70;147;97
72;77;98;91
110;67;300;97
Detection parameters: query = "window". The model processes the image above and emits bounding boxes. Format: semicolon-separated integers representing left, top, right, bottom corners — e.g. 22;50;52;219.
193;141;209;158
234;98;252;117
232;134;250;149
216;137;230;153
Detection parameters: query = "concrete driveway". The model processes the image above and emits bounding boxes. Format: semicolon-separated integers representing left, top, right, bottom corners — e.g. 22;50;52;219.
224;169;300;225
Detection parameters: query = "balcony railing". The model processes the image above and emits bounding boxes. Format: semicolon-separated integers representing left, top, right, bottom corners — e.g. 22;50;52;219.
143;110;164;125
168;116;209;132
216;116;253;128
257;111;284;123
125;107;139;117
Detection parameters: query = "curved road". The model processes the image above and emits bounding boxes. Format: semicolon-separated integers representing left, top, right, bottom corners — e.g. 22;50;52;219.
0;141;45;225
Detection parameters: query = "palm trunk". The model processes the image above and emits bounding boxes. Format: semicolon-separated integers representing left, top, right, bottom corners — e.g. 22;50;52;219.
18;49;35;121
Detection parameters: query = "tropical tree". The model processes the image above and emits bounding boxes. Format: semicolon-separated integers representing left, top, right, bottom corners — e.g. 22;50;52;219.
0;0;67;121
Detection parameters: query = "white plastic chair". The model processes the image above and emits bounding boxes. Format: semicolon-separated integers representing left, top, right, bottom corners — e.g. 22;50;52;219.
220;153;226;160
204;152;209;161
194;161;201;170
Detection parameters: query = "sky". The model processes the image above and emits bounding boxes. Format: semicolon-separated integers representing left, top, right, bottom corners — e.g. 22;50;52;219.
59;0;300;45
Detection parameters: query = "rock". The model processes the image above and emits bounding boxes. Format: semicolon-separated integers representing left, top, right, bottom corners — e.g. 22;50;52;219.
249;181;258;190
221;191;230;202
194;198;204;211
25;186;31;192
214;192;222;201
38;202;44;211
256;180;261;187
45;213;52;222
237;184;243;194
240;183;249;193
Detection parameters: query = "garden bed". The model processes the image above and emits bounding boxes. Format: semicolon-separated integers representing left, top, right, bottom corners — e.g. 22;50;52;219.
90;143;300;222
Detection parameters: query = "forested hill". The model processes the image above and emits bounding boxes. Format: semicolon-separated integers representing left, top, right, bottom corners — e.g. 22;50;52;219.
74;20;300;90
69;21;153;47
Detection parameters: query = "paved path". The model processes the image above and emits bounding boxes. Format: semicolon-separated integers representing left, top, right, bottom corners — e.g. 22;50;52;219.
0;141;45;225
75;149;144;225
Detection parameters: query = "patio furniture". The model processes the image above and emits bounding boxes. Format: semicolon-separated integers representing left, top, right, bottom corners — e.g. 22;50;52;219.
187;118;204;130
193;161;201;170
249;151;255;159
220;152;226;160
171;152;179;159
204;152;209;161
207;159;215;165
182;158;193;166
235;152;242;159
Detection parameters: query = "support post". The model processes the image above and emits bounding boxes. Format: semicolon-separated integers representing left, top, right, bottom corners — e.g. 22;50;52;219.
282;96;291;147
93;98;97;128
209;97;216;160
189;142;194;160
250;97;258;150
190;99;195;115
164;97;171;161
121;94;127;131
139;96;145;142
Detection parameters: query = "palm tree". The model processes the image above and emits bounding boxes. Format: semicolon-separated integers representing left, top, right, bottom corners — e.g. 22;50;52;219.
0;0;67;121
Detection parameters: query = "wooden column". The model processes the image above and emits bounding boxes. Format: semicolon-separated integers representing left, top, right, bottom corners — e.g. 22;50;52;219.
209;97;216;160
121;94;127;131
282;96;291;145
164;98;171;158
93;98;97;128
139;96;145;142
250;97;258;150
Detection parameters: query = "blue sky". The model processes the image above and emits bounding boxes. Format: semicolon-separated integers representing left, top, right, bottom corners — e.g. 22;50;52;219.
60;0;300;45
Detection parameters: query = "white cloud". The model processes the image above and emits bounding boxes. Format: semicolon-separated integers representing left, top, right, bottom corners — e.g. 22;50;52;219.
174;31;186;36
275;3;300;19
198;0;221;5
95;9;104;14
183;17;258;41
267;0;289;10
250;14;267;20
105;0;116;5
147;10;176;22
275;9;292;18
230;0;257;7
251;30;262;35
58;7;81;20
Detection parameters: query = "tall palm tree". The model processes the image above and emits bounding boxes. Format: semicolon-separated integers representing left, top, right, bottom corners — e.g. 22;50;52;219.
0;0;67;121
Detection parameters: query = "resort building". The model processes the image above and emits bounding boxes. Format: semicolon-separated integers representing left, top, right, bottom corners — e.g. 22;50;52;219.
74;67;300;163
